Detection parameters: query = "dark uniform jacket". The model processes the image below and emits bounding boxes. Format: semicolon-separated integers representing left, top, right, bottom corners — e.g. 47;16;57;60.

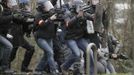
0;6;12;36
64;3;93;40
9;15;34;47
34;12;57;39
65;16;87;40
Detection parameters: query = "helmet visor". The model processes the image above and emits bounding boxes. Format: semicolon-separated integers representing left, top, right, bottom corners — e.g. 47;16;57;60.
43;1;54;11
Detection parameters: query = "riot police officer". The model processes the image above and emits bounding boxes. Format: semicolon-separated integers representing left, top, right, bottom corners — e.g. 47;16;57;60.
60;0;95;75
33;0;59;74
0;0;14;74
9;0;35;72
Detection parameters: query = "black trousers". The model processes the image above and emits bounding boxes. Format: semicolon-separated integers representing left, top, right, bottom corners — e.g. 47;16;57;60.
9;37;34;71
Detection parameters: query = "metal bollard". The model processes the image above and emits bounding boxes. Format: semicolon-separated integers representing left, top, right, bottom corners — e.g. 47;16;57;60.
86;43;98;75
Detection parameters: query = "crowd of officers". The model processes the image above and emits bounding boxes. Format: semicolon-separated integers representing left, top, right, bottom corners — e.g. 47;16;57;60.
0;0;127;75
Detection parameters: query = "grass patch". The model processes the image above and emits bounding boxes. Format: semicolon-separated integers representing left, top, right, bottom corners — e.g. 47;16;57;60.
100;73;131;75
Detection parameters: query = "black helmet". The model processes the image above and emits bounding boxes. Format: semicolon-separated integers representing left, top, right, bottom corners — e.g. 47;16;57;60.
36;1;45;12
0;0;7;5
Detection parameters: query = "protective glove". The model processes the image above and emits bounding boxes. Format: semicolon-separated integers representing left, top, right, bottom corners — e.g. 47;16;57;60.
25;17;34;22
6;34;13;39
50;14;57;20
